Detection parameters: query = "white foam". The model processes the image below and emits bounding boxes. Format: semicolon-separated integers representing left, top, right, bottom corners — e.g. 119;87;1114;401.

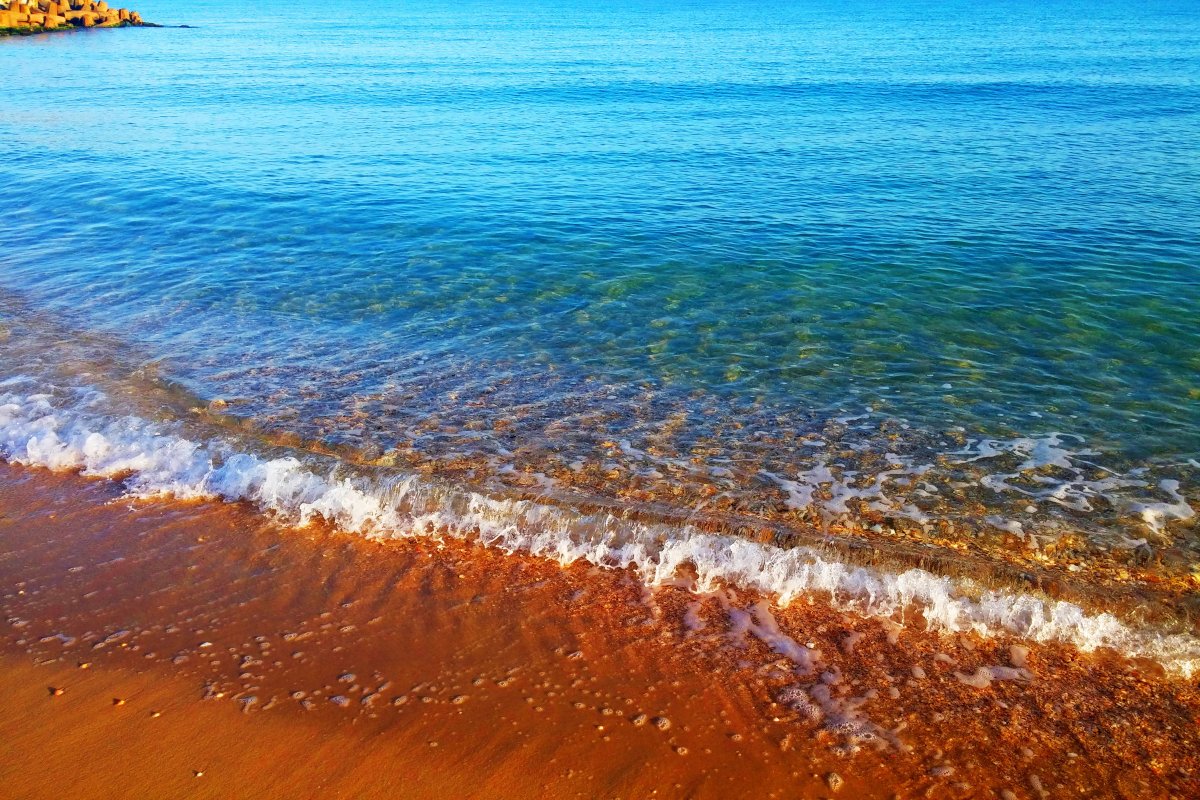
1127;480;1195;535
956;434;1195;532
760;460;933;521
720;596;818;675
2;384;1199;677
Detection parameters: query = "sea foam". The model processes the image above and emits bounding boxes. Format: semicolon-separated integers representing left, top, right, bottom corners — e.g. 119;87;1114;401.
2;382;1198;677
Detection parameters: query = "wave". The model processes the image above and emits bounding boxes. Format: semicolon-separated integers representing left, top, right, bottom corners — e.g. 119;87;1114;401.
1;376;1197;677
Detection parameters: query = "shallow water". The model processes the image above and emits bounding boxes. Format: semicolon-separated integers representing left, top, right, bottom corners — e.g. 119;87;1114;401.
1;1;1198;625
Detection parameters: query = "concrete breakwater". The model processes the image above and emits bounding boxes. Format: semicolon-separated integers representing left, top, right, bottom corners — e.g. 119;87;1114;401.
1;0;145;32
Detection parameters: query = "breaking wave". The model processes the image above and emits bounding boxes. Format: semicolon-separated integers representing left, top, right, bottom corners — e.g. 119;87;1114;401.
2;377;1198;677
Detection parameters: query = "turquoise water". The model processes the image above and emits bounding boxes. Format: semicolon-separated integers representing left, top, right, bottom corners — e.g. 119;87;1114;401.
1;0;1198;561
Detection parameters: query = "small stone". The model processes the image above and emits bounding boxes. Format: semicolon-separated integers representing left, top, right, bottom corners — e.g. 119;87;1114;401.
826;772;844;792
192;770;204;778
49;687;65;697
112;698;125;706
630;713;647;727
451;695;467;705
652;716;671;731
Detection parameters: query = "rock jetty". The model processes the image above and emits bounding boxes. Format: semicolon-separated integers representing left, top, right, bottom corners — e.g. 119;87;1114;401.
0;0;147;33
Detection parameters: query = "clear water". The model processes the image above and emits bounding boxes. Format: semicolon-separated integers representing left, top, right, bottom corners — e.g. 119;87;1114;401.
2;0;1199;592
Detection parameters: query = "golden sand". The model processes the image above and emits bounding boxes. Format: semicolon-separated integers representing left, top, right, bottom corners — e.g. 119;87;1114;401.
0;462;1197;799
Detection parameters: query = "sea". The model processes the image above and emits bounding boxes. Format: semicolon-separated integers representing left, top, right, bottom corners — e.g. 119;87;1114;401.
2;0;1199;671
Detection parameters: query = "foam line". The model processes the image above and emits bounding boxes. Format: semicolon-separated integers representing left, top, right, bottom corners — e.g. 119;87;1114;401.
2;383;1197;677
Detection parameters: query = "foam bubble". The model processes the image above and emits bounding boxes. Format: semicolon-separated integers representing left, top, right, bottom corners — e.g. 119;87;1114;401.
956;435;1193;532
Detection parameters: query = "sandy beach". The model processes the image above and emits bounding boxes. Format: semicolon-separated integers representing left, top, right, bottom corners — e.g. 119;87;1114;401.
0;460;1196;799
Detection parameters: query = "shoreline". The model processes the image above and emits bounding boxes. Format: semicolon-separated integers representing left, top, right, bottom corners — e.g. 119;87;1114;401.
1;373;1196;679
1;291;1194;635
1;460;1198;797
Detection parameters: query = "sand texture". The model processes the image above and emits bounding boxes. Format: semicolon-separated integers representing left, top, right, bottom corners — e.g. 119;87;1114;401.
0;461;1197;799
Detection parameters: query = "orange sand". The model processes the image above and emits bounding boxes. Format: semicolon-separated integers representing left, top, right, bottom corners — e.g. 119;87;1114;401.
0;461;1197;799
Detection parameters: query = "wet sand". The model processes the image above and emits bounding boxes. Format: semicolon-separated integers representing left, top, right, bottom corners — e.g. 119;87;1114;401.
0;461;1198;799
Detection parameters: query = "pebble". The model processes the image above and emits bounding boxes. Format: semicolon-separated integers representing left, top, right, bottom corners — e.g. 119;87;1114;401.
330;695;351;707
630;713;647;727
652;716;671;731
112;698;126;706
826;772;844;792
48;687;65;697
1009;645;1030;669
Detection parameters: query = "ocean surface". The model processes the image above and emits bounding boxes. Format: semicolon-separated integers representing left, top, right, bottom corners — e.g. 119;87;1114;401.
2;1;1199;661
